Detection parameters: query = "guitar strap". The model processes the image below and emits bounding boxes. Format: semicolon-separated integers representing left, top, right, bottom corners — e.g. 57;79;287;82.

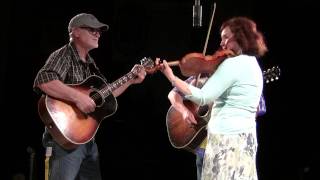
89;63;108;82
195;74;201;87
195;73;210;87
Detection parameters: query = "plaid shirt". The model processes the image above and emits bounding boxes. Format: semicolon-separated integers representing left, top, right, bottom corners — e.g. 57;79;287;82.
33;42;105;94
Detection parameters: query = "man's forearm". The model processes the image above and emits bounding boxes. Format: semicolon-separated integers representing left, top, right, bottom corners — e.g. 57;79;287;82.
37;80;81;102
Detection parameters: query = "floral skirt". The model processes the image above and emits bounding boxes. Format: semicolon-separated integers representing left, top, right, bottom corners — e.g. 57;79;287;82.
201;131;258;180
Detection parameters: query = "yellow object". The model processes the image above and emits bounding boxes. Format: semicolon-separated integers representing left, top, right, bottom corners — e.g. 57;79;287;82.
45;157;50;180
45;147;52;180
199;137;208;149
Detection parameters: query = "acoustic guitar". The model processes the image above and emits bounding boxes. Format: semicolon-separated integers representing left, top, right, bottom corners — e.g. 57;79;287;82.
38;57;154;149
166;66;281;151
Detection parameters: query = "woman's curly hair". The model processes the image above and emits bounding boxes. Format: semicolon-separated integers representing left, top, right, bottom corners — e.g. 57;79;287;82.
220;17;268;57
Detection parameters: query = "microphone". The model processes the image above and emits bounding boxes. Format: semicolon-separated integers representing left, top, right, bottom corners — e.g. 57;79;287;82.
193;0;202;27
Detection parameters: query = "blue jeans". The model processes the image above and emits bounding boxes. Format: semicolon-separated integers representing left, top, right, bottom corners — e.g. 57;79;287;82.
195;148;205;180
47;140;102;180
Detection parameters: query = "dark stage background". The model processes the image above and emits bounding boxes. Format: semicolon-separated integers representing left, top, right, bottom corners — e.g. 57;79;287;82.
2;0;318;179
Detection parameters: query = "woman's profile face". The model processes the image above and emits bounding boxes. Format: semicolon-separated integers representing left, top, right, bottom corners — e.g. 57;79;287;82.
220;26;241;54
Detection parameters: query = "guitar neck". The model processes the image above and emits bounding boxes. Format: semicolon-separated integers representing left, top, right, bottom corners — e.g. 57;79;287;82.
108;72;136;92
100;67;142;96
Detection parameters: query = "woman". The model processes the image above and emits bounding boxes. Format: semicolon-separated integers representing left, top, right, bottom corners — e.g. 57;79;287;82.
160;16;268;180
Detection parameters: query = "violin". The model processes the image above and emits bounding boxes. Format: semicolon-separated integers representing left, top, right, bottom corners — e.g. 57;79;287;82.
179;49;235;76
146;49;235;77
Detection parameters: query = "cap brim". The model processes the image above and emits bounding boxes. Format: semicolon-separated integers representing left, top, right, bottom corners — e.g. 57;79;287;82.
99;24;109;31
89;22;109;31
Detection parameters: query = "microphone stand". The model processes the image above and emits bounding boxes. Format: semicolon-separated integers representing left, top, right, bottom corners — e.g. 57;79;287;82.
27;146;35;180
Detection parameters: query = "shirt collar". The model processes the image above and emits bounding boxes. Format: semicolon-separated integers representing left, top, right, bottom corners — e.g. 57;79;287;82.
68;42;94;64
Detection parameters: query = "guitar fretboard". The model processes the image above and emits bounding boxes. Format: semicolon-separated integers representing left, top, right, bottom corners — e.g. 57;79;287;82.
100;66;142;97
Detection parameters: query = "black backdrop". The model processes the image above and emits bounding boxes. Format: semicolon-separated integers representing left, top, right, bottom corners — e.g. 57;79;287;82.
2;0;317;179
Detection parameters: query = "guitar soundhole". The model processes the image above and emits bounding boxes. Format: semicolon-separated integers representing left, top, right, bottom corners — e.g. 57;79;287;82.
90;91;103;107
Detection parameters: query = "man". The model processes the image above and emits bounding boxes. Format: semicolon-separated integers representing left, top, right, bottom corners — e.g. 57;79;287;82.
33;13;146;180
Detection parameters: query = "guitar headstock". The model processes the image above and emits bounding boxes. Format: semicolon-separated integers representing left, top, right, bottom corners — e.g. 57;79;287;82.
263;66;281;83
140;57;154;69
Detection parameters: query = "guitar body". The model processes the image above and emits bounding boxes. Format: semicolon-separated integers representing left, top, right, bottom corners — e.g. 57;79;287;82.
166;100;210;151
38;75;117;149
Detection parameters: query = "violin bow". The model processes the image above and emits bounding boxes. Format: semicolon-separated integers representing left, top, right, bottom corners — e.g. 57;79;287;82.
196;2;217;86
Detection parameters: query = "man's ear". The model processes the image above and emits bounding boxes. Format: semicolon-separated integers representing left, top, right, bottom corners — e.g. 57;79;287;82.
70;28;80;38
